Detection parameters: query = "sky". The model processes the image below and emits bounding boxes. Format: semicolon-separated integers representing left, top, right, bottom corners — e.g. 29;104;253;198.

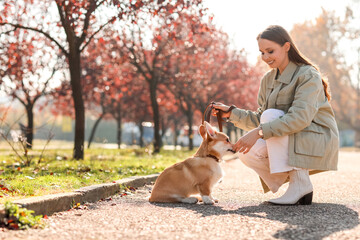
202;0;352;64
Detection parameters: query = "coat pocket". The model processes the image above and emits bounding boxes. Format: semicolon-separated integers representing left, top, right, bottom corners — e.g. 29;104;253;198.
294;125;326;157
276;96;292;104
275;97;293;113
276;86;295;104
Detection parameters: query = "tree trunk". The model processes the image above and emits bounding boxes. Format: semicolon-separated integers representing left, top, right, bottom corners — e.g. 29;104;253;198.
149;81;161;153
138;121;144;148
69;52;85;159
226;123;231;139
87;113;105;149
25;104;34;149
354;129;360;148
226;123;236;143
160;117;166;148
116;104;122;149
173;120;180;148
186;108;194;151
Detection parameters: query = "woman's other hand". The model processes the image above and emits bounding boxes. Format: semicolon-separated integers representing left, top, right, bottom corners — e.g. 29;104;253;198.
233;127;262;154
211;102;232;118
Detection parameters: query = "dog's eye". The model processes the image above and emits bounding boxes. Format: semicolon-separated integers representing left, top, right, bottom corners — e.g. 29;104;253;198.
226;138;230;143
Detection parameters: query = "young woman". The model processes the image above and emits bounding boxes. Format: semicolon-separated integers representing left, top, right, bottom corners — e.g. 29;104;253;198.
213;25;339;205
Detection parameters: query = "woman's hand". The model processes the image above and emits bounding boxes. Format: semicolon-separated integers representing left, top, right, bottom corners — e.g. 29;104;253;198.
211;102;232;118
233;127;262;154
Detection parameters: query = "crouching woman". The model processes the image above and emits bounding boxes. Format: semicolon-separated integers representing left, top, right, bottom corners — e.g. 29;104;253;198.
213;25;339;205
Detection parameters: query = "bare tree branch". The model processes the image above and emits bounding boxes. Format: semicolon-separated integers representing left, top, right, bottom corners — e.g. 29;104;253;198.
80;17;115;52
34;68;57;103
0;23;68;56
78;0;98;46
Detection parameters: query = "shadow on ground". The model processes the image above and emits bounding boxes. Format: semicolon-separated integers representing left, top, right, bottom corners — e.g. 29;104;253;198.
152;202;359;240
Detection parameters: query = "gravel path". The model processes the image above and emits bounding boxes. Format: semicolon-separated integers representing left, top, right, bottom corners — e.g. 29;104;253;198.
1;151;360;240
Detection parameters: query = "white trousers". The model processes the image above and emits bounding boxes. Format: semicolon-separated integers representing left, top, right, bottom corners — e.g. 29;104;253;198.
238;109;294;193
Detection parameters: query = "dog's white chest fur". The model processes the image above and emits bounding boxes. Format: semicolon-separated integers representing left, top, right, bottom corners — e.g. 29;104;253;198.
214;162;224;179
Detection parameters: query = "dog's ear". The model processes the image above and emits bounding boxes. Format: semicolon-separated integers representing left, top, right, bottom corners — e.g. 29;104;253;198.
204;121;216;139
199;124;206;139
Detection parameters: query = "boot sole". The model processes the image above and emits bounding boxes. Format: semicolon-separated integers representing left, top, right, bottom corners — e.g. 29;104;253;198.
267;192;313;206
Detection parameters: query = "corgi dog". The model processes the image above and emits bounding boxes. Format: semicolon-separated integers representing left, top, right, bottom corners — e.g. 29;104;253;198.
149;121;235;204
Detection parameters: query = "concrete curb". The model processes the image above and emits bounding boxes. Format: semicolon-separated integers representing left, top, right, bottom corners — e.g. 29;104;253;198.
0;174;159;220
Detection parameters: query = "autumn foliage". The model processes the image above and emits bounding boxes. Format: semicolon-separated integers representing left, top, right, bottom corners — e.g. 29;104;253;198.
1;0;262;154
291;8;360;146
0;28;58;148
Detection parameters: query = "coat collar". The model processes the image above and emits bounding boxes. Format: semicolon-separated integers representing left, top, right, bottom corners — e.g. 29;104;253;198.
277;61;299;84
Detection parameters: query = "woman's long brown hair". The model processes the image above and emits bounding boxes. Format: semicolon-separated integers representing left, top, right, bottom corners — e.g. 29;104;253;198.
257;25;331;101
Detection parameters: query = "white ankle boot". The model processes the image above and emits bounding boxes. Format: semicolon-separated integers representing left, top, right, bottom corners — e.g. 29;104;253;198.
268;169;313;205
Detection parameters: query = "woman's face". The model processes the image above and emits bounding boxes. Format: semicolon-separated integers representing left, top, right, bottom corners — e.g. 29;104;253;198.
258;38;290;74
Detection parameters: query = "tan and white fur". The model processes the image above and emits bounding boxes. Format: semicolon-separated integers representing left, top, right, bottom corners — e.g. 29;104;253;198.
149;121;234;204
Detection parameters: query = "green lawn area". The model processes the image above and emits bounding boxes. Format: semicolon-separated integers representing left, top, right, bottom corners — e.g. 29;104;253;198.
0;141;195;203
1;139;358;204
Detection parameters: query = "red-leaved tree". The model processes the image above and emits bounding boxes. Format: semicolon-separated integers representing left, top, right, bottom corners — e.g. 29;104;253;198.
0;30;58;148
118;8;210;152
165;18;260;149
1;0;205;158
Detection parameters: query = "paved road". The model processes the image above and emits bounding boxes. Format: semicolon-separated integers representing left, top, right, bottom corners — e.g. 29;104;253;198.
1;151;360;240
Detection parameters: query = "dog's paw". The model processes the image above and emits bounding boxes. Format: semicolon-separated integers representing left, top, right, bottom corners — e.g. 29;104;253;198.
202;196;215;205
195;195;202;202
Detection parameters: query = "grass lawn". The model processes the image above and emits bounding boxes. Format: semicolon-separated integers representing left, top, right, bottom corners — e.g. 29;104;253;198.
2;139;357;204
0;141;196;203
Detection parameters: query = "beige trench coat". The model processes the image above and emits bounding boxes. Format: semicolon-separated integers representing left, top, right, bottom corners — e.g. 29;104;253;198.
229;61;339;192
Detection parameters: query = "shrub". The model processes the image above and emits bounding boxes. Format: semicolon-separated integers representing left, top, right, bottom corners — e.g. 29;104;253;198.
2;201;45;230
